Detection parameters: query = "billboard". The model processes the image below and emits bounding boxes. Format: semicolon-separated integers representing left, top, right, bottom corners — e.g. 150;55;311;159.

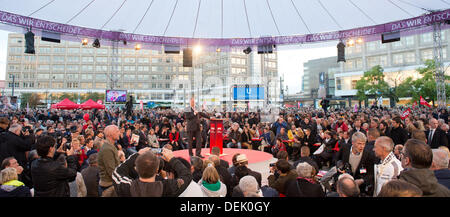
232;85;264;100
106;90;127;102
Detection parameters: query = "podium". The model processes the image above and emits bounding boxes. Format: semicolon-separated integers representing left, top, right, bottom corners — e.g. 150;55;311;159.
209;118;225;155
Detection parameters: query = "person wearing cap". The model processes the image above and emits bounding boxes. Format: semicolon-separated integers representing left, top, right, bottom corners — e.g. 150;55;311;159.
235;154;262;188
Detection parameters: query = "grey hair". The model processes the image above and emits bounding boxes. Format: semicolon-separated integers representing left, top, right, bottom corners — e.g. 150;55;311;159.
352;132;367;143
296;162;313;178
8;123;22;133
208;155;220;167
432;149;449;169
1;167;18;184
239;175;259;194
375;136;395;152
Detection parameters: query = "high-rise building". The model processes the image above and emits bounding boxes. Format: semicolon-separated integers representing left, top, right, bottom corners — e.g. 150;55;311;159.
300;56;339;105
4;33;279;110
335;30;450;106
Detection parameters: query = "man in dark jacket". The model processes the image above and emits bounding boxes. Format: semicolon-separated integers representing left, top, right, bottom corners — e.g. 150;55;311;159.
184;97;210;158
2;124;33;168
399;139;450;196
235;154;262;187
389;117;409;145
268;159;298;195
431;149;450;189
426;118;448;149
31;135;77;197
113;147;192;197
284;161;325;197
211;147;229;168
334;132;379;196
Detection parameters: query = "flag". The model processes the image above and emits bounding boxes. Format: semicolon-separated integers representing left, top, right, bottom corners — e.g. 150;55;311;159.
412;101;417;109
354;104;358;113
140;100;143;111
378;96;383;106
298;102;301;109
420;96;432;108
401;108;411;120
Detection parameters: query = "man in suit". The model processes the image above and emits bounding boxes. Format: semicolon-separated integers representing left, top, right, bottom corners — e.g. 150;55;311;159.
426;118;448;149
334;132;379;196
389;117;409;146
184;97;209;158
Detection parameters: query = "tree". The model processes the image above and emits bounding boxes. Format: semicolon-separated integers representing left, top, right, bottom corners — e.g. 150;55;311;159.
58;92;77;102
398;59;450;106
355;65;390;103
20;93;42;108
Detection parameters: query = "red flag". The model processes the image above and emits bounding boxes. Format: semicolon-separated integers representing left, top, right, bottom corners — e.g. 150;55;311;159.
401;108;411;120
412;101;417;109
420;96;432;108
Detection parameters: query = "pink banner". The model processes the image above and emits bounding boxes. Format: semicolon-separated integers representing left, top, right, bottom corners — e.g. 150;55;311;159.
1;9;449;46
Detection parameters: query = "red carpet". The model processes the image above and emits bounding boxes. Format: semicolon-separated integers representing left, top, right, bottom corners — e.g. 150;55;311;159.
173;148;273;165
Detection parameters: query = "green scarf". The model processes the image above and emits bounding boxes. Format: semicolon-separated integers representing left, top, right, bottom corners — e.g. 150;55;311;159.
202;180;221;191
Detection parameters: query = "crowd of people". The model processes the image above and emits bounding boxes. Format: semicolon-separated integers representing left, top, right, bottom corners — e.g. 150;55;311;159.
0;104;449;197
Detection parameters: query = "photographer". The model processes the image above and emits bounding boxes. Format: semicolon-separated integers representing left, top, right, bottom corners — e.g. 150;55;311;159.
333;132;378;196
2;124;33;169
113;147;192;197
268;159;298;196
31;135;78;197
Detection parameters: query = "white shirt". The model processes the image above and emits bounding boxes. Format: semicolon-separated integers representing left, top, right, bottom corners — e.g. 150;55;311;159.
374;152;403;196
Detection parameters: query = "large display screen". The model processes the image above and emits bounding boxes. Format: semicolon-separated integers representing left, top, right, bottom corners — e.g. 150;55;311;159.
106;90;127;102
232;85;264;100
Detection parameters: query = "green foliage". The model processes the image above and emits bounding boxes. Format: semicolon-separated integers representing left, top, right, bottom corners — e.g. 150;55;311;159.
355;65;390;101
397;59;450;105
20;93;42;108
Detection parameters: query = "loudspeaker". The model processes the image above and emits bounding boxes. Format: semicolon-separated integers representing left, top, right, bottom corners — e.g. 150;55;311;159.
382;32;400;43
24;31;35;54
257;45;273;54
337;41;345;62
183;48;192;67
165;45;180;54
41;31;60;43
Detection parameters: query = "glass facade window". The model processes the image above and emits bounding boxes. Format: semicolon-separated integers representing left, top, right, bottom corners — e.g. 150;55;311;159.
392;53;403;65
39;47;51;53
52;65;65;71
81;83;93;88
67;56;79;63
53;74;64;79
96;83;106;89
68;48;79;54
421;33;433;44
82;65;93;71
82;57;94;62
81;74;93;80
53;56;65;62
405;36;414;46
405;52;416;63
53;47;65;53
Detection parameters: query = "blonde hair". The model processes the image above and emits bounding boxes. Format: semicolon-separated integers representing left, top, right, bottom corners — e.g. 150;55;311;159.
202;166;220;184
1;167;18;184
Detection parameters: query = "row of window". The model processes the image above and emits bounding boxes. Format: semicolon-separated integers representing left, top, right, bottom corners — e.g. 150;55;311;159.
8;81;177;89
345;48;447;71
8;64;193;73
346;32;446;55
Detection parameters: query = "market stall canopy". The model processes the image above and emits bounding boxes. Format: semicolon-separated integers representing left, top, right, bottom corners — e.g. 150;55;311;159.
51;98;80;110
80;99;106;110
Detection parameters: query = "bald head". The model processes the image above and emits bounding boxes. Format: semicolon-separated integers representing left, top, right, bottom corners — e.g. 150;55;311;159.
104;125;120;142
337;177;360;197
429;118;439;130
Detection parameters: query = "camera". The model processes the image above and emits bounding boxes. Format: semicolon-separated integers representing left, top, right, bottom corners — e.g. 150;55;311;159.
336;160;351;174
65;142;71;150
269;163;275;167
151;148;162;155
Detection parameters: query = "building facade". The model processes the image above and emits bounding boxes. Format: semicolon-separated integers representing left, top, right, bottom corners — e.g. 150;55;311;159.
335;30;450;106
4;33;279;110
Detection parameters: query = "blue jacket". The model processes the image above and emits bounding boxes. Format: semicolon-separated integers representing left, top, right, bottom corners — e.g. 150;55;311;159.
0;180;31;197
434;169;450;190
273;121;287;136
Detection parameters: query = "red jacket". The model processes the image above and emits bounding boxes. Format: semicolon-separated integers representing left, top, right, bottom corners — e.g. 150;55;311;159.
334;122;348;132
169;132;180;143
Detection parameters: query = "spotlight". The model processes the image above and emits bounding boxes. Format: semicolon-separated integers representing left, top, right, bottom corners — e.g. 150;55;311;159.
123;40;127;45
92;38;100;48
216;47;221;52
243;47;252;54
346;39;355;47
356;37;363;44
82;38;88;46
135;43;141;50
193;45;202;54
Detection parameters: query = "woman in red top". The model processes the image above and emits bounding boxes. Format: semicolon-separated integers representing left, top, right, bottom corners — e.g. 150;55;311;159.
169;127;181;150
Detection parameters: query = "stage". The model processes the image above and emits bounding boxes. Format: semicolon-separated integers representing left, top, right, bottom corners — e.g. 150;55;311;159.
173;148;276;186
